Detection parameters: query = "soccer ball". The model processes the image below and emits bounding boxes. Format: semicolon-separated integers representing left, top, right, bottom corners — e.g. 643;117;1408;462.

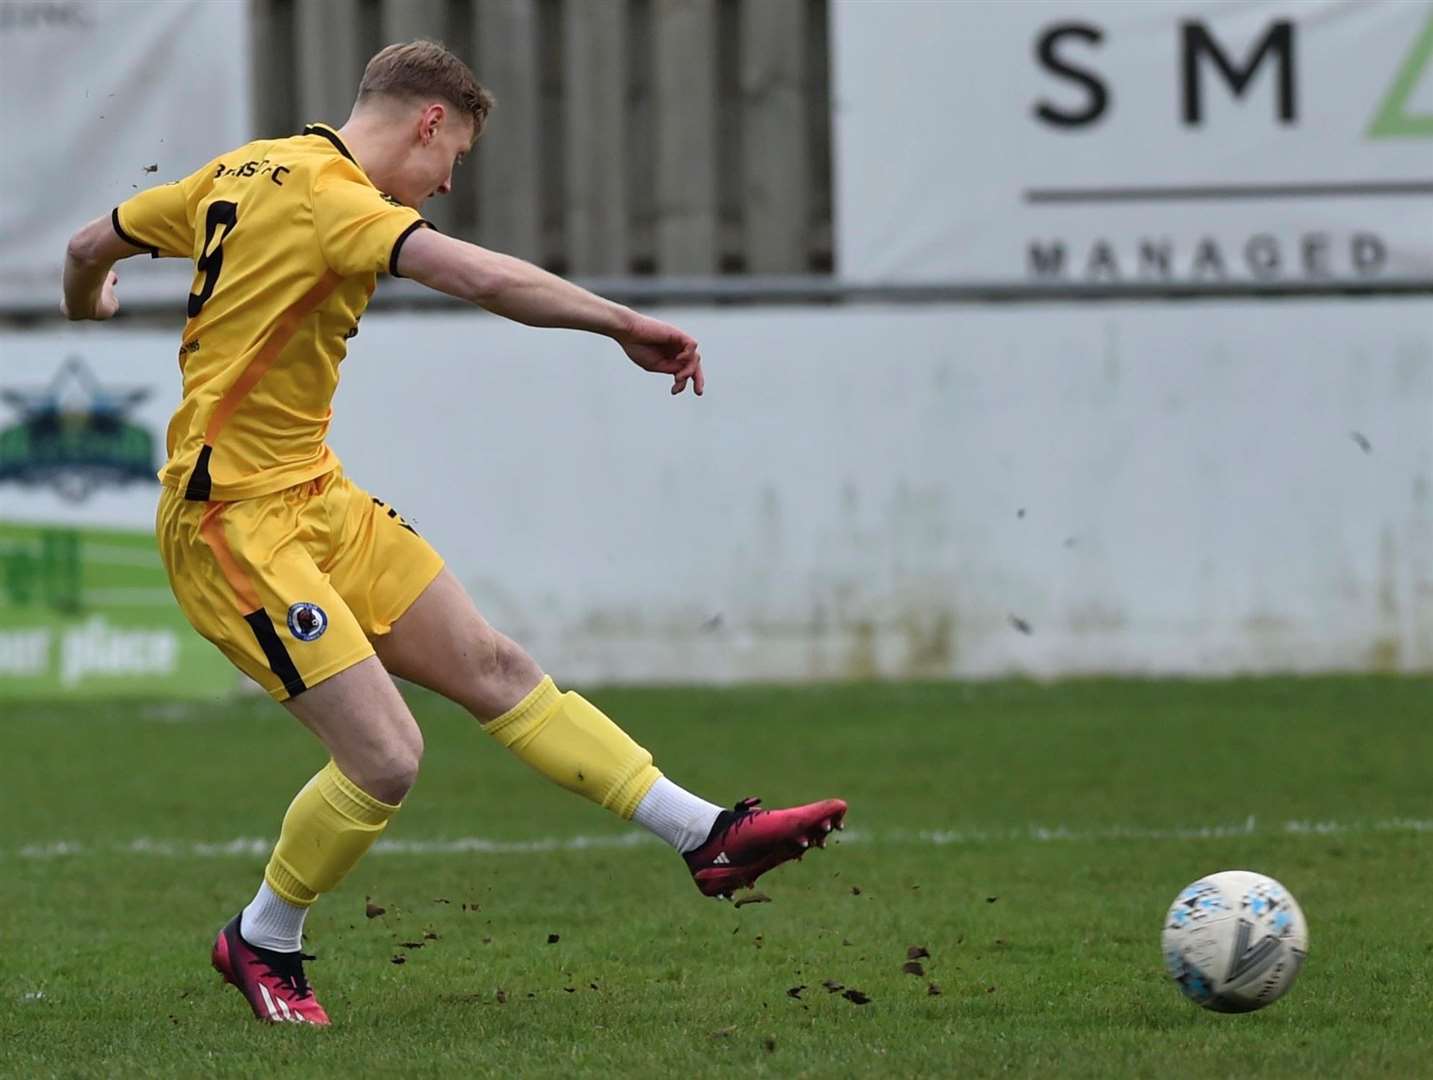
1161;870;1308;1012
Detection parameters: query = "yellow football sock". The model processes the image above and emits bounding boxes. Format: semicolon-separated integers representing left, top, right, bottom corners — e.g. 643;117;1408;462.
485;676;660;819
263;760;399;907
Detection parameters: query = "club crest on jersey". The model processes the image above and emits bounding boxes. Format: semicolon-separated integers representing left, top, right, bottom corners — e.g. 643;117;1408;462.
287;602;328;642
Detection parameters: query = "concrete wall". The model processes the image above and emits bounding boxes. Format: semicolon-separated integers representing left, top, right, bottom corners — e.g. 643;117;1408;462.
333;298;1431;680
5;296;1429;682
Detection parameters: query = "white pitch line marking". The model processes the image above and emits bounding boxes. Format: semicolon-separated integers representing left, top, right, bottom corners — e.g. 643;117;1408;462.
6;818;1432;861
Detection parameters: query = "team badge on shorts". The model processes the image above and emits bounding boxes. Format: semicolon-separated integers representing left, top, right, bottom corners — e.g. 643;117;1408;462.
286;602;328;642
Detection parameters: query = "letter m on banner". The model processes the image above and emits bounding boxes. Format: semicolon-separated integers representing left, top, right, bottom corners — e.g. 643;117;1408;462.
1181;20;1296;124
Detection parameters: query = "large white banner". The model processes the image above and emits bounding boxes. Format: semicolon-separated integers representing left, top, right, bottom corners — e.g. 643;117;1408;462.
339;301;1429;681
833;0;1433;286
4;298;1429;684
0;0;251;310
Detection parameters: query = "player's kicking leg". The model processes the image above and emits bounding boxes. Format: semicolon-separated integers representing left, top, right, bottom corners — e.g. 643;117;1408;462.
212;656;421;1025
372;569;848;897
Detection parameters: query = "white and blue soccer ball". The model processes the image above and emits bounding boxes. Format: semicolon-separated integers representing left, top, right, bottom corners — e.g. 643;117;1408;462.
1162;869;1308;1013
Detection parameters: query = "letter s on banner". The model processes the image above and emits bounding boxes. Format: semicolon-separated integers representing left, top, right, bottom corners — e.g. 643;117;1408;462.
1033;22;1109;128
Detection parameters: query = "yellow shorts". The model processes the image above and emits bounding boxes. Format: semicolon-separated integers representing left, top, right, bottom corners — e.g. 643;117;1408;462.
156;469;444;701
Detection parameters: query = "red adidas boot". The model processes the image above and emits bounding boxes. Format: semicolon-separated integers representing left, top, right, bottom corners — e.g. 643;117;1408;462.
684;797;848;898
211;914;330;1025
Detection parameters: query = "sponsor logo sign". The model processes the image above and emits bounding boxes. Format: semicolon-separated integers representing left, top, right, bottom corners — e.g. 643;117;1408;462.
1;349;234;699
833;0;1433;286
0;356;156;500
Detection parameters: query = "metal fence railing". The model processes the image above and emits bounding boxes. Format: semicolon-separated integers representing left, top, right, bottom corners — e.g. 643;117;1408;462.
250;0;834;277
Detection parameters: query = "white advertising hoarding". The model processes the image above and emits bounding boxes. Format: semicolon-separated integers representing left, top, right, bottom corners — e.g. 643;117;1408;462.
3;299;1429;686
833;0;1433;286
0;324;238;698
324;300;1426;682
0;0;251;310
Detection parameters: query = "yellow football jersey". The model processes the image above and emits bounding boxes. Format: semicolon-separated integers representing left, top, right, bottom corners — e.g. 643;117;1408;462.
113;124;430;501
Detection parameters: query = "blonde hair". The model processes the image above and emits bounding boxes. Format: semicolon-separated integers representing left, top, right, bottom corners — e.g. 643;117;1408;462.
357;40;495;136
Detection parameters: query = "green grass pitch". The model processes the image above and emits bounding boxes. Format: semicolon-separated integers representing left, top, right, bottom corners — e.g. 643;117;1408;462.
3;677;1432;1077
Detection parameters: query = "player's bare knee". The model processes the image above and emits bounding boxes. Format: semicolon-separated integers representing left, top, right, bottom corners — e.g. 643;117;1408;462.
343;716;423;804
467;626;503;682
461;625;541;716
359;740;422;804
387;748;422;801
495;633;542;690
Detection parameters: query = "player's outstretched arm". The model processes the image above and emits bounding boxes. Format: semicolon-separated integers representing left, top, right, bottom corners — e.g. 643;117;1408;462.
61;214;147;320
396;228;704;395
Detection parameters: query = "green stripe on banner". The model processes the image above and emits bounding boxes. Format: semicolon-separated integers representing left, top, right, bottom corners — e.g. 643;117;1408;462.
0;522;238;700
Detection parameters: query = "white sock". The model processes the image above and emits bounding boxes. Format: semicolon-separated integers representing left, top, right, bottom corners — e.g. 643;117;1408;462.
240;880;308;953
633;777;723;854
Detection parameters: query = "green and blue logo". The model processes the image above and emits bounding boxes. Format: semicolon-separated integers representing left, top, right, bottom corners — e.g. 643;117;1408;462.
0;356;156;501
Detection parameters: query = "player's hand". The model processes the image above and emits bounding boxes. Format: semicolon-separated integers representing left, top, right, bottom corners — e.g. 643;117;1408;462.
94;271;121;319
62;270;121;320
616;312;704;396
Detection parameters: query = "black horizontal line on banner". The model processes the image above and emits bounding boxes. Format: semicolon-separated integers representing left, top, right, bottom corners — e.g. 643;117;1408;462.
5;277;1430;325
1026;181;1433;204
